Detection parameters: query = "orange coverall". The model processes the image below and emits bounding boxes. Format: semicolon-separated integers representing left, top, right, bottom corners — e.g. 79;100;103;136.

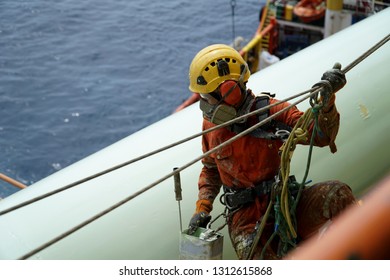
195;92;356;259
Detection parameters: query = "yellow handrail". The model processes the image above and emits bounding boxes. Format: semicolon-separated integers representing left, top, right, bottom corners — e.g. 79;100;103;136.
239;0;277;73
240;20;275;55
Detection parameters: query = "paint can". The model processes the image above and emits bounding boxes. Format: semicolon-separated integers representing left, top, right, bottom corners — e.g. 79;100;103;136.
179;227;224;260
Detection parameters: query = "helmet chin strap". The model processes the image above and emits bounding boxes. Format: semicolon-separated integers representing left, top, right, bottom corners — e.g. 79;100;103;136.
220;81;241;105
238;64;248;89
234;91;255;123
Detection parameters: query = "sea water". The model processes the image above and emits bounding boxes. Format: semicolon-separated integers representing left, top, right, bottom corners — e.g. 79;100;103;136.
0;0;262;197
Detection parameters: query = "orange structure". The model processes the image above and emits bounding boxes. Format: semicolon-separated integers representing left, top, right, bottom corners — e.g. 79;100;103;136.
0;173;27;190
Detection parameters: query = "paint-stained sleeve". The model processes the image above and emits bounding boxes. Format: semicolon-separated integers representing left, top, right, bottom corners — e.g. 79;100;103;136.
269;98;340;152
269;98;304;128
315;101;340;153
195;122;222;214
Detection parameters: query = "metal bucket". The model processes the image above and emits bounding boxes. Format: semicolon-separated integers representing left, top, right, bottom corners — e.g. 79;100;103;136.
179;227;224;260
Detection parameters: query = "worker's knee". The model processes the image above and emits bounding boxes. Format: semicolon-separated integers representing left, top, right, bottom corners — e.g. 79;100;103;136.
296;180;357;239
313;180;356;218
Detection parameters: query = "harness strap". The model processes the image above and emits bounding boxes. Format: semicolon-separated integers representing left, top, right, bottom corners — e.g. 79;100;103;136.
222;175;297;211
222;178;275;210
230;93;292;140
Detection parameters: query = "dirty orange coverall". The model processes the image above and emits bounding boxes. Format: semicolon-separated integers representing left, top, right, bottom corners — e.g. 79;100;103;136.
195;93;356;259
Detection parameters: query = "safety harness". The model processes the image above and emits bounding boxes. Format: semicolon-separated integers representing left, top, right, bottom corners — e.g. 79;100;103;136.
221;175;298;211
221;179;275;210
219;93;296;211
229;92;292;140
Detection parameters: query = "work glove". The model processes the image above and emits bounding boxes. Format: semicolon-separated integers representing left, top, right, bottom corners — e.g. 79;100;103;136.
188;211;211;235
311;63;346;110
321;62;346;93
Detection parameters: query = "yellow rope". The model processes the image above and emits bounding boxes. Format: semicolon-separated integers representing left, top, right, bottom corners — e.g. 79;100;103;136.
247;108;315;259
247;197;273;259
279;108;314;238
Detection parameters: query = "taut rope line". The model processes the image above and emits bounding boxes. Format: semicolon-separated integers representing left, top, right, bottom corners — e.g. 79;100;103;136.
0;87;318;216
342;33;389;74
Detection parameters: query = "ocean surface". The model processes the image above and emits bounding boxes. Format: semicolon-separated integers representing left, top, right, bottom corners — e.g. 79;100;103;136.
0;0;262;198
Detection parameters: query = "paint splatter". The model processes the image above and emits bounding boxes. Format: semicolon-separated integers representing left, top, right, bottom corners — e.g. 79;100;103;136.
358;103;370;119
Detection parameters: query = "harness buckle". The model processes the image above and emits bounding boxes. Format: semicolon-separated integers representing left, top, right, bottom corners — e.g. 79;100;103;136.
222;183;268;211
221;187;252;211
274;129;290;141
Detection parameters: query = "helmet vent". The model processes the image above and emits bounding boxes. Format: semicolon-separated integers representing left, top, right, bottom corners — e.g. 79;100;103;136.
197;75;207;85
217;60;230;77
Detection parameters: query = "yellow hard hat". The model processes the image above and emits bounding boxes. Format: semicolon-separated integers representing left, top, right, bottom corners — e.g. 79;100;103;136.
188;44;250;94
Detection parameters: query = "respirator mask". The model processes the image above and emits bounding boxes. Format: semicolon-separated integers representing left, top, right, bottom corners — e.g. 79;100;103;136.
199;79;254;125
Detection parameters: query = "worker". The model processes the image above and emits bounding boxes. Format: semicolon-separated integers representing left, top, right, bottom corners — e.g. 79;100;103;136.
187;44;357;259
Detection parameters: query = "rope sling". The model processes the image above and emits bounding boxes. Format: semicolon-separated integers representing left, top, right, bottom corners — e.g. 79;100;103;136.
245;32;390;258
247;101;321;259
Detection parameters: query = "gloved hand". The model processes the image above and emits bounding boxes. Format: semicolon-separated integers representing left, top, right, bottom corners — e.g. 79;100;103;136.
188;212;211;235
311;63;346;110
321;62;346;93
